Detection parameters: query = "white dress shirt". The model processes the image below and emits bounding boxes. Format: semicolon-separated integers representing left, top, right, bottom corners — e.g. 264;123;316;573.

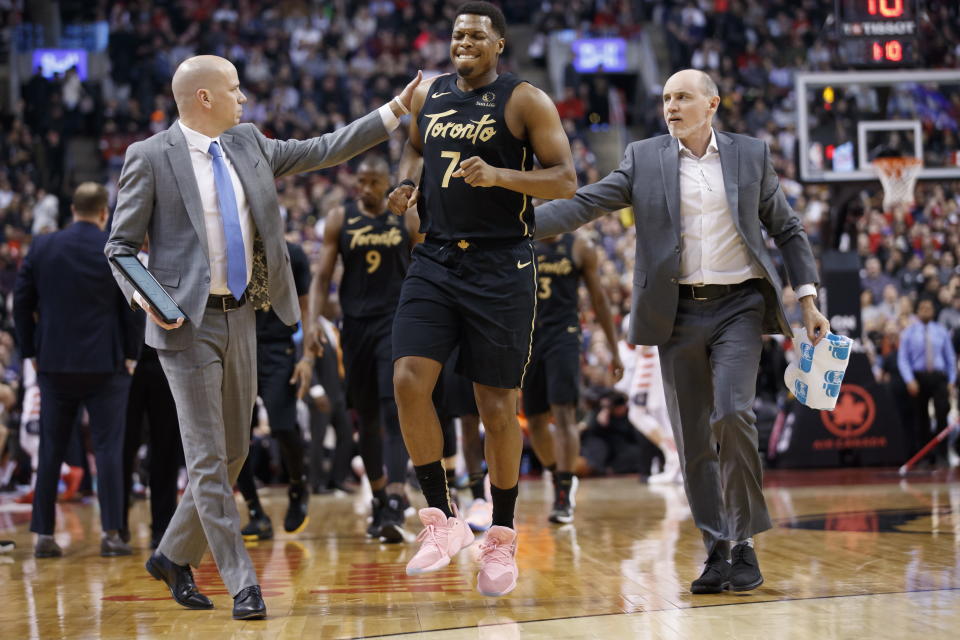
677;130;816;299
178;120;255;296
177;103;401;296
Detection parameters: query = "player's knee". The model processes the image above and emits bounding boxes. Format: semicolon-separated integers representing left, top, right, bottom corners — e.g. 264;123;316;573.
392;361;425;398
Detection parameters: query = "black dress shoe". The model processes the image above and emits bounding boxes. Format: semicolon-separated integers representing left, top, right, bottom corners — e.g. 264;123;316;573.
690;547;731;594
145;551;213;609
233;585;266;620
730;543;764;591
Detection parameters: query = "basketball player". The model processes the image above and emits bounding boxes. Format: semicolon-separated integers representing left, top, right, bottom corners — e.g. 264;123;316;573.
237;240;313;541
524;232;623;525
388;2;576;596
307;155;421;543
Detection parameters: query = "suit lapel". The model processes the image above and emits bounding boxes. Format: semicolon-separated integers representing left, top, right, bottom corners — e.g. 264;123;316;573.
659;139;681;240
164;123;209;259
717;131;742;233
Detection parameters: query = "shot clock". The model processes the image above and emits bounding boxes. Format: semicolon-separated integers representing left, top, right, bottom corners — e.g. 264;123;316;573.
834;0;920;66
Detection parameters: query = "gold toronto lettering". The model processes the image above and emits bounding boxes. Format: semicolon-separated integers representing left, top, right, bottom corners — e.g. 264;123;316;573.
422;110;498;144
347;225;404;249
537;257;573;276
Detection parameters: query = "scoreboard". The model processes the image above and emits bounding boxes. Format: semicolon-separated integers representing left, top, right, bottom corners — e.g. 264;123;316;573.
835;0;920;66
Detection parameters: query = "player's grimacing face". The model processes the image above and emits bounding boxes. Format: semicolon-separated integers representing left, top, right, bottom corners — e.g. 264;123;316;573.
450;14;503;78
356;170;389;209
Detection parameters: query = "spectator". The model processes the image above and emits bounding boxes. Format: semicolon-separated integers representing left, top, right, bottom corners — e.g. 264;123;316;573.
897;297;956;465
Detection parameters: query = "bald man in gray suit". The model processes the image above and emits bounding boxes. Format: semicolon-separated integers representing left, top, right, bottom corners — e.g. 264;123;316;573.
106;55;422;619
534;69;829;594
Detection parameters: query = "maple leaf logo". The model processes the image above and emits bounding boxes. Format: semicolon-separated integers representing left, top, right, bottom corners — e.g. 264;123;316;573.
821;384;875;439
832;393;867;427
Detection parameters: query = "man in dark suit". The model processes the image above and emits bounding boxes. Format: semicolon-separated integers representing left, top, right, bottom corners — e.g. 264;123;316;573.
14;182;143;559
534;69;830;593
105;54;420;619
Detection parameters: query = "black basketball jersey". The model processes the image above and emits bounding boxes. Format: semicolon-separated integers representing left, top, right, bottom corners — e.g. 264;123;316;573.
416;73;534;242
338;203;410;318
534;234;581;333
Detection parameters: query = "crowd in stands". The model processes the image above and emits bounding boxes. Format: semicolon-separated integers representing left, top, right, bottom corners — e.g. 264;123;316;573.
2;0;960;502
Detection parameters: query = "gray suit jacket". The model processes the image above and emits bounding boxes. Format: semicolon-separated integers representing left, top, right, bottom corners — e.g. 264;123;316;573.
106;111;388;350
535;131;819;346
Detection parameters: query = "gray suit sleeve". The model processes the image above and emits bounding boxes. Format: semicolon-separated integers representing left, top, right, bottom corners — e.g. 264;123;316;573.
757;141;819;288
534;145;635;240
105;143;155;306
253;110;389;178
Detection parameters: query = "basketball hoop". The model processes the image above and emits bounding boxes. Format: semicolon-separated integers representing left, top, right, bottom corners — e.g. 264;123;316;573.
873;157;922;212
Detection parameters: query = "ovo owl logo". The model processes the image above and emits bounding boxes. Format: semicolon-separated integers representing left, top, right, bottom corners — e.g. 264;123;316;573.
820;384;875;439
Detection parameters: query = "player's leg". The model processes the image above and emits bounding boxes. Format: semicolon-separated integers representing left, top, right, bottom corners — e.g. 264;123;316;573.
343;315;389;538
544;340;581;524
393;259;471;574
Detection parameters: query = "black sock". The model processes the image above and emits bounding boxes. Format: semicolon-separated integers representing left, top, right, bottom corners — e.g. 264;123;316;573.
490;482;519;529
468;472;486;501
556;471;574;505
414;460;452;517
245;496;264;518
445;467;458;487
372;487;388;505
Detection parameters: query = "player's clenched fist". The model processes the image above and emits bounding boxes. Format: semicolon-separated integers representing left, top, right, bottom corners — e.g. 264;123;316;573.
452;156;498;187
387;183;419;215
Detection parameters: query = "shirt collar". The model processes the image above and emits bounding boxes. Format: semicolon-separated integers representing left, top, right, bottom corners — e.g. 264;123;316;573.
677;129;719;157
178;120;220;154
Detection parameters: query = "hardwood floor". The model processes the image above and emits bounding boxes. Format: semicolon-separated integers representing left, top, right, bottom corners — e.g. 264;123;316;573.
1;469;958;639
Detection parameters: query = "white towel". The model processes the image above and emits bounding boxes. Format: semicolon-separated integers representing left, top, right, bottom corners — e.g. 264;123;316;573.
783;332;853;411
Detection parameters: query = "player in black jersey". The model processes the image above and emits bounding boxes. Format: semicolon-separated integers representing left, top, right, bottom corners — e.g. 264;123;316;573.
387;1;576;596
307;155;421;543
238;241;314;540
523;232;623;526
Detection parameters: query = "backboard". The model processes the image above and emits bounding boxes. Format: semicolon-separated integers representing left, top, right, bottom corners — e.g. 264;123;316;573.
796;70;960;183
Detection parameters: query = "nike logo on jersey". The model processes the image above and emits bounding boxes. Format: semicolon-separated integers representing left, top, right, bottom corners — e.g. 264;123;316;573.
347;216;362;224
517;260;532;269
432;91;452;98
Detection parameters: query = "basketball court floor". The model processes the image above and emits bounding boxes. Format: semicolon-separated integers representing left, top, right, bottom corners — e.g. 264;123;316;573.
1;468;959;639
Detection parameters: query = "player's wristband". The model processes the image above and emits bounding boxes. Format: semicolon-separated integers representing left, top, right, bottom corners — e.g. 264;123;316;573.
396;179;416;190
392;96;410;115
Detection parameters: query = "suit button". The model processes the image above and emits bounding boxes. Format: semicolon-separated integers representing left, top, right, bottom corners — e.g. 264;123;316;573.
670;277;678;284
674;246;680;253
204;277;210;283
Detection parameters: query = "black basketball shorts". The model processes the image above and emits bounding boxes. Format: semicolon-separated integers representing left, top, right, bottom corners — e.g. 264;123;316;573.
342;312;396;409
392;238;537;389
521;329;581;416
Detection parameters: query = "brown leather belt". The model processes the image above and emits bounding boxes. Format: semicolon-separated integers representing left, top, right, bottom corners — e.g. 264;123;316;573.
678;280;757;301
207;292;247;312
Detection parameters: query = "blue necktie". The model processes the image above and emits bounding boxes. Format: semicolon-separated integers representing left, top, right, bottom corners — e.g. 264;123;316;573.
208;141;247;299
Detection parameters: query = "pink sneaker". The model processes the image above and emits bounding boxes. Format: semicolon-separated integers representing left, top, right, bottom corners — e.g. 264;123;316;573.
405;506;474;576
476;526;518;596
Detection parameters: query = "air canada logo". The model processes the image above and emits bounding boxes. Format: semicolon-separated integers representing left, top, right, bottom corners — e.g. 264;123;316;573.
820;383;875;438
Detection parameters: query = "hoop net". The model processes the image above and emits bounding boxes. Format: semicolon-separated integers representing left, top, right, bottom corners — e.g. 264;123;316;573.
873;157;922;212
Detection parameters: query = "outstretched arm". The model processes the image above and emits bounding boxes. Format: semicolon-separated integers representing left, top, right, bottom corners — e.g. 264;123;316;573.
260;72;423;178
533;145;635;239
